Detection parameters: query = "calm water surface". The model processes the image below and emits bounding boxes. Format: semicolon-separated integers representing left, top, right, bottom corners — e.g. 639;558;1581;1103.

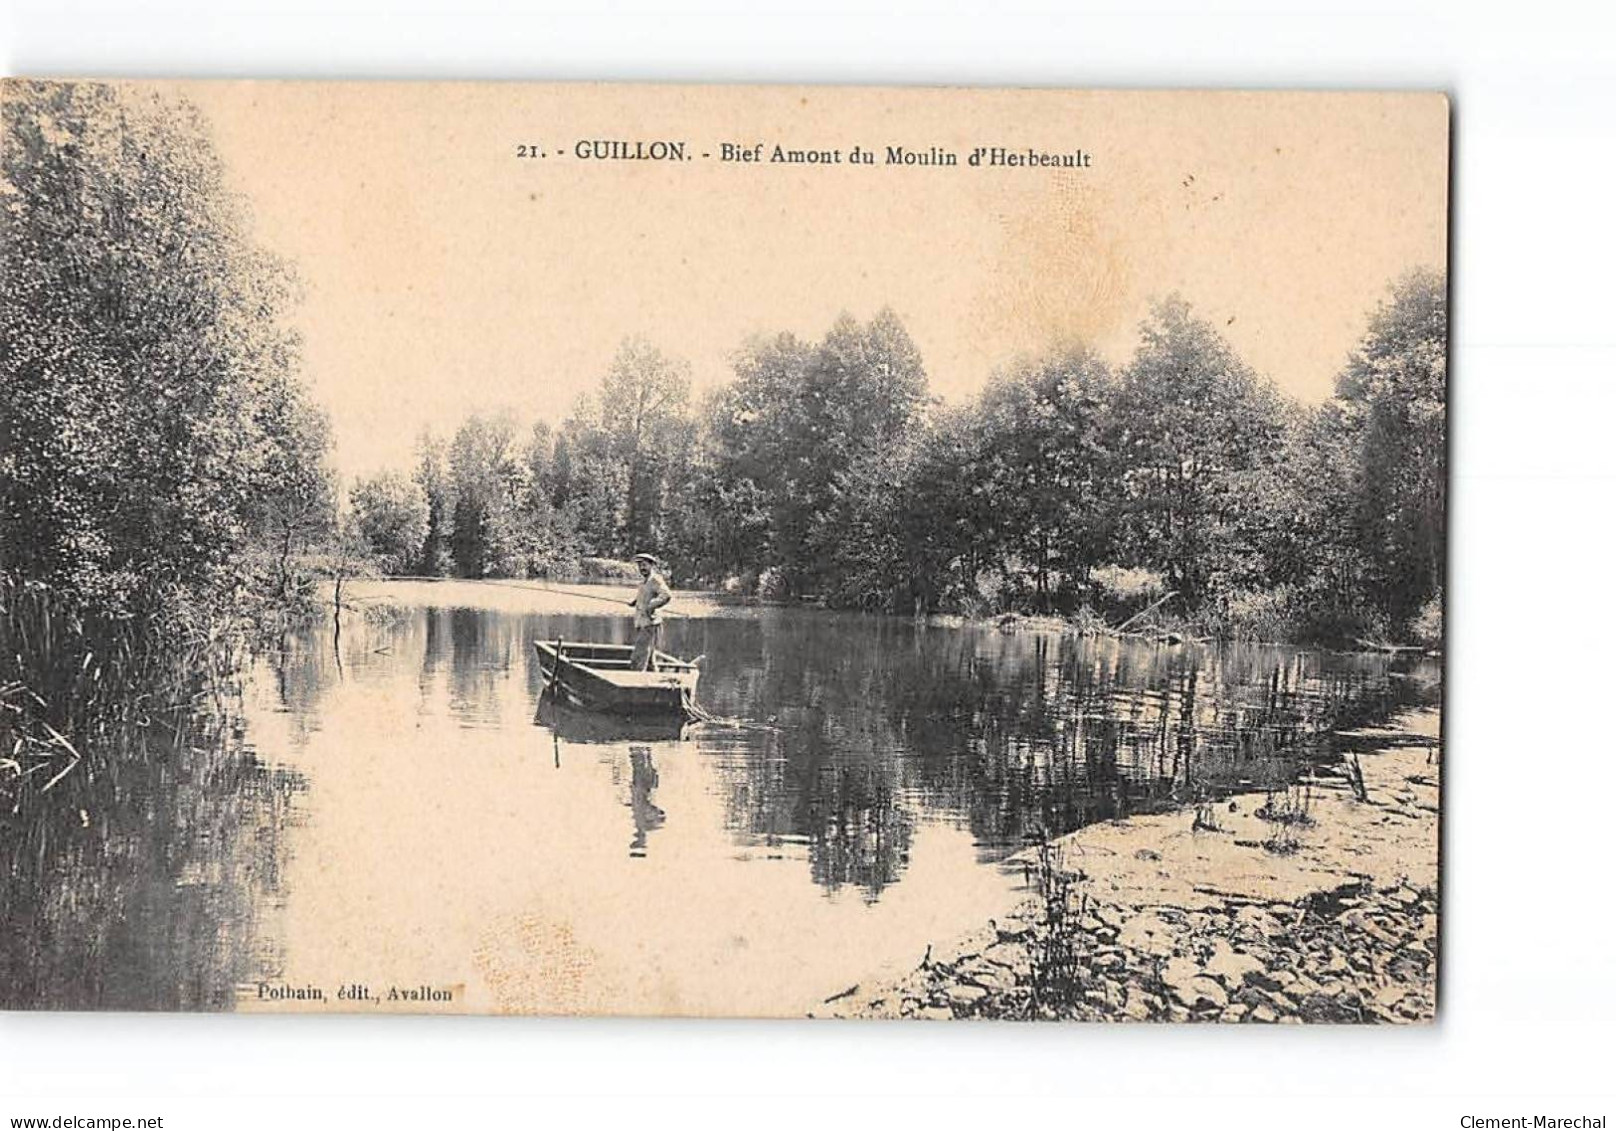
2;579;1436;1016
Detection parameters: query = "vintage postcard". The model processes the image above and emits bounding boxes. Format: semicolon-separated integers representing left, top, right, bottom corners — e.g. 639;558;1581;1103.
0;81;1447;1020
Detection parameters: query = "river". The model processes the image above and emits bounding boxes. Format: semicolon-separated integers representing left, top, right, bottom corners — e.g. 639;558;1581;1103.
0;579;1437;1017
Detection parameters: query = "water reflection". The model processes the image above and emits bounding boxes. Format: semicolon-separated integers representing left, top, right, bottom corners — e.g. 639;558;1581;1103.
0;685;303;1011
626;746;665;857
2;582;1433;1014
291;602;1426;903
651;612;1427;896
536;699;688;746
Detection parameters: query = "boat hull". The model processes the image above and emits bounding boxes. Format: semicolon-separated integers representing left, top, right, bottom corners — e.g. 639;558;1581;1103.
533;640;699;716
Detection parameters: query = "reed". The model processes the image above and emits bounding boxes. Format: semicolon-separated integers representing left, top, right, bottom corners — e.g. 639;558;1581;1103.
1027;837;1088;1015
1257;778;1316;855
0;575;256;814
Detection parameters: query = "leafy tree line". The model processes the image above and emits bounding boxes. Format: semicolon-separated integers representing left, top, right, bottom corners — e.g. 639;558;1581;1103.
358;275;1445;644
345;336;698;581
1;83;1445;649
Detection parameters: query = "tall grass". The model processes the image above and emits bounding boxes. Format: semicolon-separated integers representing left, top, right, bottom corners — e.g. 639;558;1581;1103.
1028;838;1087;1015
0;563;319;817
1;577;244;810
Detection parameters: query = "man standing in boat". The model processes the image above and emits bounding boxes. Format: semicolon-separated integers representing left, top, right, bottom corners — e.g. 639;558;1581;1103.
625;552;672;670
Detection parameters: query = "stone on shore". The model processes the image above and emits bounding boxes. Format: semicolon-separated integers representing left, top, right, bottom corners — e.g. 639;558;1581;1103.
1203;939;1264;988
823;707;1441;1026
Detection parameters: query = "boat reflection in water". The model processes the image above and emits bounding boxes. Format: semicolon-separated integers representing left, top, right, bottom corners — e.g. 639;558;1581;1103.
533;697;690;745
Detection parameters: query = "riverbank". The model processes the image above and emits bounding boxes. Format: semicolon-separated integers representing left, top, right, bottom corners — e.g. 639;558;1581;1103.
335;576;736;617
820;707;1441;1023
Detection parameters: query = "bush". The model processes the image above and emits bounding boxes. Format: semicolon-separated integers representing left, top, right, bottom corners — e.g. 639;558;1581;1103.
1220;587;1300;641
945;586;993;619
971;568;1016;615
1087;564;1170;625
1170;581;1397;645
1411;593;1443;649
1066;605;1110;635
756;567;789;601
721;570;759;598
577;557;640;582
1090;565;1168;605
350;472;429;575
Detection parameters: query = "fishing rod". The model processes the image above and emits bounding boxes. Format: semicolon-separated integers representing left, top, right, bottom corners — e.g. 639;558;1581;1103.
378;575;687;616
484;577;700;618
379;574;630;603
503;579;632;606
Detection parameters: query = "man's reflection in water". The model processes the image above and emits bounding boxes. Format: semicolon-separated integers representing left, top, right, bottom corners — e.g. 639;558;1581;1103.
628;745;666;857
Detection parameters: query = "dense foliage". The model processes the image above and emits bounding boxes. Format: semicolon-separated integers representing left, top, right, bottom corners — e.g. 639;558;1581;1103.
1;82;334;624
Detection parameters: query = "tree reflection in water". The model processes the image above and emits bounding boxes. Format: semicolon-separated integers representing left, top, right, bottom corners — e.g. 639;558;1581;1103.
1;671;304;1011
1;597;1432;1010
672;611;1429;898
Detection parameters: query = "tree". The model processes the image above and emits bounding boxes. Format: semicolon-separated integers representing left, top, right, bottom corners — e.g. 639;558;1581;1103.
799;311;930;597
549;338;696;564
973;347;1118;610
895;405;997;611
1326;268;1448;628
554;396;629;555
1;81;331;617
350;471;429;574
255;399;337;601
707;310;929;597
706;331;814;581
599;338;693;554
1112;296;1290;603
651;398;741;581
447;413;527;578
411;432;455;576
512;421;581;576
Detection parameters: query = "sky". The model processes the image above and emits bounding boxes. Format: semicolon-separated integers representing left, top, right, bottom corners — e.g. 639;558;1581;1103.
181;82;1449;478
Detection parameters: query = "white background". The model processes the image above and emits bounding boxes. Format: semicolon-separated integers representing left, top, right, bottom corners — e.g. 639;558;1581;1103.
2;2;1613;1127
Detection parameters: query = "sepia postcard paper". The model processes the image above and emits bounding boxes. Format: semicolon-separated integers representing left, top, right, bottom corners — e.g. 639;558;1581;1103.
0;81;1448;1021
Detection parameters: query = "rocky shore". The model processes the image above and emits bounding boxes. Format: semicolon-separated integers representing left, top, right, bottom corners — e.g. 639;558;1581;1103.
820;707;1440;1023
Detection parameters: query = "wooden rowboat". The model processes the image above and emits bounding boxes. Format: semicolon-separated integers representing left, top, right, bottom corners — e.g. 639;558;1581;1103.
533;640;700;716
